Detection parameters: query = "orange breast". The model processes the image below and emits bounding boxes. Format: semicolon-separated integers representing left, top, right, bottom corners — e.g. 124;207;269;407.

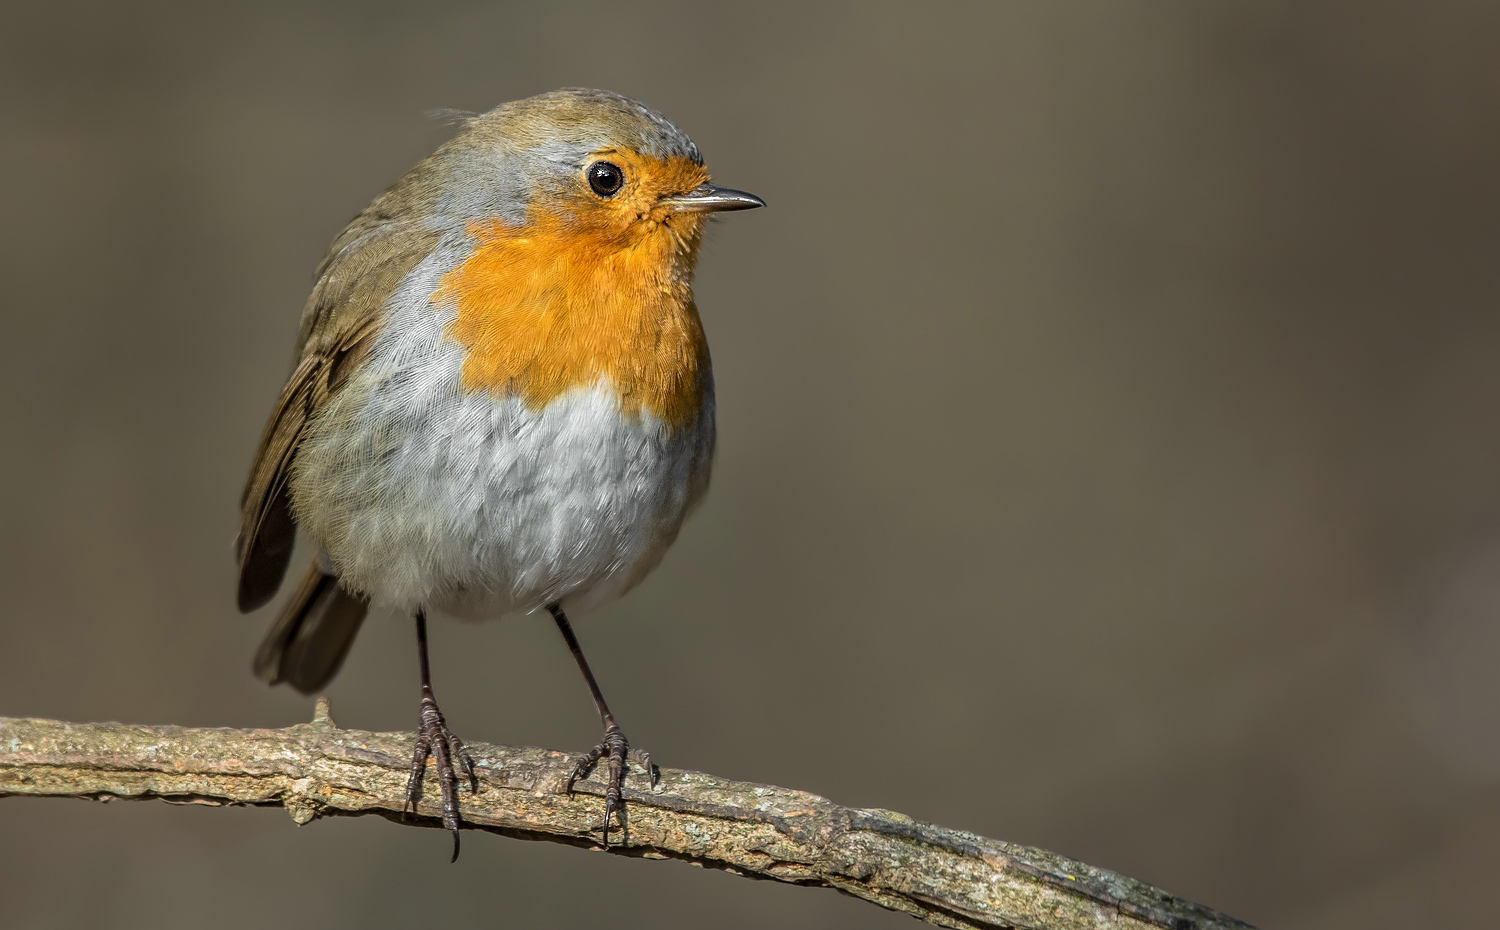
433;212;710;431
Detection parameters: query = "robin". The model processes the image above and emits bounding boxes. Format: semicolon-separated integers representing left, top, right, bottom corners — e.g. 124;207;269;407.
235;88;763;859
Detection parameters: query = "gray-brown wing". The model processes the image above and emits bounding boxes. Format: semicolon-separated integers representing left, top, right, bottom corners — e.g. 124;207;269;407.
236;220;441;612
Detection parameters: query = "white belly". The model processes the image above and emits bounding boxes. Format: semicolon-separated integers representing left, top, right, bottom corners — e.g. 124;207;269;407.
287;242;715;617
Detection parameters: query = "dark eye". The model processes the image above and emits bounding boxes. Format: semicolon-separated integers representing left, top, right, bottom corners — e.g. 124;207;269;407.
587;161;624;197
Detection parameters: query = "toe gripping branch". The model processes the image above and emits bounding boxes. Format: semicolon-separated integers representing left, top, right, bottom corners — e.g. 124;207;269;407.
566;717;658;844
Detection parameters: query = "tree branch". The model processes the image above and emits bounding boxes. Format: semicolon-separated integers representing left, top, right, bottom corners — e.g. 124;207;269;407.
0;704;1251;930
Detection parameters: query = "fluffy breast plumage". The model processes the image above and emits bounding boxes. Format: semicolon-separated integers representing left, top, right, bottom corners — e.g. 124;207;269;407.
288;237;716;617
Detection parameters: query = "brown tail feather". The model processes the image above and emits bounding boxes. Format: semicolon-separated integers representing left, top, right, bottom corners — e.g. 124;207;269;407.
253;562;369;695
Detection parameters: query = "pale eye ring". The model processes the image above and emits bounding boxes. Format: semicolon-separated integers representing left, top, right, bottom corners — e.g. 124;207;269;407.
587;161;624;197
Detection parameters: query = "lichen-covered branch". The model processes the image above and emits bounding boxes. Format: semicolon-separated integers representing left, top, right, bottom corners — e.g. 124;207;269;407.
0;705;1251;930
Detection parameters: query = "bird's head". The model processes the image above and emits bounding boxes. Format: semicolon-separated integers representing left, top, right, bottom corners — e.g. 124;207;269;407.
429;88;763;270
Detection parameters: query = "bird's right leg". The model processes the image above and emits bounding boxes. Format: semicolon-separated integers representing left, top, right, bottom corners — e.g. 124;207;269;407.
402;609;477;861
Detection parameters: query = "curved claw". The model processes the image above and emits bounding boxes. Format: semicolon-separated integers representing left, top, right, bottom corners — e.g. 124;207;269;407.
628;748;658;787
446;729;477;794
603;796;619;839
568;722;654;846
566;743;605;793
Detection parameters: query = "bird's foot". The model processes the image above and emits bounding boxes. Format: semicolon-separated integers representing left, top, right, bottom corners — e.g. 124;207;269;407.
403;685;477;862
566;719;657;846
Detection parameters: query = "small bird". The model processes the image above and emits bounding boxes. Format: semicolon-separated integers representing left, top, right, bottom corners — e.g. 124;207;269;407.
235;88;762;859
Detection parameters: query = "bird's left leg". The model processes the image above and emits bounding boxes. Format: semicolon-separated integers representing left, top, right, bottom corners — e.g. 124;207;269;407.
548;604;657;845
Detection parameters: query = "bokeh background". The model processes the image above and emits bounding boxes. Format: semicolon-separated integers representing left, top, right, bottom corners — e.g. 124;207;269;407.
3;2;1498;927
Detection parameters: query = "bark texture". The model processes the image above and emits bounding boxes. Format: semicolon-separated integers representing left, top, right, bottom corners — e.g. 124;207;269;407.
0;705;1253;930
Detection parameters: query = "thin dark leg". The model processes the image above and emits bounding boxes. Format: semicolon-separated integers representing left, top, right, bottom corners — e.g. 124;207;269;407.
402;609;477;862
549;604;656;845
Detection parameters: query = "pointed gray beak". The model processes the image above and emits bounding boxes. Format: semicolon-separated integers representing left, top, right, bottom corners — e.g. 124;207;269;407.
662;184;766;213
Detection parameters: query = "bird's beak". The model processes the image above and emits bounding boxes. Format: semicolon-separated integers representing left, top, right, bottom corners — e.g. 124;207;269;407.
661;184;766;213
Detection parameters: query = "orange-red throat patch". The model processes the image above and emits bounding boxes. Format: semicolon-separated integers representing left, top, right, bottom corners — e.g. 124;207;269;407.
433;167;712;431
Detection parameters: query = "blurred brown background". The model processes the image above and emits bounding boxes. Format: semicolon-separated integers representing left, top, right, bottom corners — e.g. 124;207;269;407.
2;2;1498;928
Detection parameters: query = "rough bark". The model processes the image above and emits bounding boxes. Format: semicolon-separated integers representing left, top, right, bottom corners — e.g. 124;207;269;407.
0;704;1253;930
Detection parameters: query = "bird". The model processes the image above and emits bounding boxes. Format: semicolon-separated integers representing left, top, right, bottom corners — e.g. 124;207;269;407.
235;88;763;860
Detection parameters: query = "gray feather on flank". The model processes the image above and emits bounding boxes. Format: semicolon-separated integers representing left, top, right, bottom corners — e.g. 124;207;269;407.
235;221;441;616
